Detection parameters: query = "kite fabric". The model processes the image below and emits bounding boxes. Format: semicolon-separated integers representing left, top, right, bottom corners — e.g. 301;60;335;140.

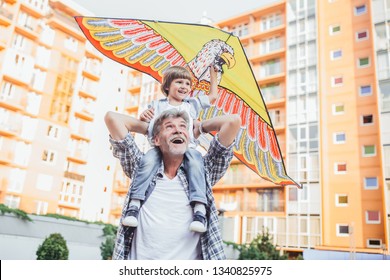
75;16;299;188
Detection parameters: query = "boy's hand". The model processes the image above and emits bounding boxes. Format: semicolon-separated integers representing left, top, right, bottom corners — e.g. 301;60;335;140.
140;107;154;122
193;120;201;139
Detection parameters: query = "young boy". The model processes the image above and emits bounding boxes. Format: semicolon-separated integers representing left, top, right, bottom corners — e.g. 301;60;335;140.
121;65;219;233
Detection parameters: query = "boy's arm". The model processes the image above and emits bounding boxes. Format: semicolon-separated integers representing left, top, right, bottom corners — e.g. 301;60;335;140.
208;66;218;104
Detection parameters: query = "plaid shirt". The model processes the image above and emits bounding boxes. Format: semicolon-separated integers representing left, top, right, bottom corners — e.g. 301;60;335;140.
109;133;234;260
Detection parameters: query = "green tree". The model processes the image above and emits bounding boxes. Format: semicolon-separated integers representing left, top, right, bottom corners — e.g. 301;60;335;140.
100;224;117;260
36;233;69;260
100;235;115;260
226;230;288;260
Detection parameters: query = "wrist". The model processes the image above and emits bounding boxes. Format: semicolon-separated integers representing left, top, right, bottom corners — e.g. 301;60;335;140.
199;121;206;134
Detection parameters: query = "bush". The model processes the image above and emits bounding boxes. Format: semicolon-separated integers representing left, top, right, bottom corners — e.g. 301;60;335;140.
225;230;288;260
100;224;118;260
36;233;69;260
0;204;32;221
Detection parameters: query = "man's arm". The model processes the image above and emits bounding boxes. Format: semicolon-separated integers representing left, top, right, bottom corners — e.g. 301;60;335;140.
200;114;241;186
200;114;241;147
104;111;145;179
104;111;148;140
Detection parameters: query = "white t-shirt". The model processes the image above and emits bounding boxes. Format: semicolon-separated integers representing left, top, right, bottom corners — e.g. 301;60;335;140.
129;174;202;260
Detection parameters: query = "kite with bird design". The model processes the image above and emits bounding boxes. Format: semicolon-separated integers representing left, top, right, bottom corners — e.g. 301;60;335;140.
75;16;299;187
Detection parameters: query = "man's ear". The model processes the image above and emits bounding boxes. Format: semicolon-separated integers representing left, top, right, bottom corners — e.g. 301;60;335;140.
153;136;160;147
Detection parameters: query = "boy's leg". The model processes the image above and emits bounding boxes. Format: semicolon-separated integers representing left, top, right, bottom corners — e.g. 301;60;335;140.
184;149;208;233
122;148;161;227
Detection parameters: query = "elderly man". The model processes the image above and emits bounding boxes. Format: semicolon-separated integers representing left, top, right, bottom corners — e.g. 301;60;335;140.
105;109;240;260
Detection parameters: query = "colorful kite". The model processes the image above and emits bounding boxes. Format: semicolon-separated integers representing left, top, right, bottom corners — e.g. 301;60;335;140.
75;17;299;187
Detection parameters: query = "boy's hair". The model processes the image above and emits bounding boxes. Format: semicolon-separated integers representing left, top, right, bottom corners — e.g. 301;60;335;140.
161;66;192;96
152;109;190;139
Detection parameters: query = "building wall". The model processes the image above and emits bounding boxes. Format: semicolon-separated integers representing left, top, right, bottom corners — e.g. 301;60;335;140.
0;213;105;260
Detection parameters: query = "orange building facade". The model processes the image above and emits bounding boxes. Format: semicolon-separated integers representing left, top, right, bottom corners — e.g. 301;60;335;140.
213;0;389;257
1;0;389;259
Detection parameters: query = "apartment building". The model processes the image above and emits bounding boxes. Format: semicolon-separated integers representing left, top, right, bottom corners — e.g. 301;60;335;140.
213;0;389;258
0;0;130;222
1;0;388;259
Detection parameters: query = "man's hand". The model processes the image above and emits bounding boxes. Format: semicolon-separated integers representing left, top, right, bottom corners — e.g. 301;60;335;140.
140;107;155;122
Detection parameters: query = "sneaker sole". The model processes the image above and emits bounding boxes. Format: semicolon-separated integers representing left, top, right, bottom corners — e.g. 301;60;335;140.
122;217;138;227
189;221;207;233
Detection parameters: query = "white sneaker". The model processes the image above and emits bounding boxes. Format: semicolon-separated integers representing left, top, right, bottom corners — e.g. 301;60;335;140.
189;211;207;233
189;220;207;233
122;216;138;227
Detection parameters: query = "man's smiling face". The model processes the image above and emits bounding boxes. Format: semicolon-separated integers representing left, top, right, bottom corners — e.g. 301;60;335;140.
154;116;189;156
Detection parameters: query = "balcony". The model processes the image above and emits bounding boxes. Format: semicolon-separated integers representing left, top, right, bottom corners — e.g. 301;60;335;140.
0;93;27;113
15;20;40;40
0;111;23;137
85;42;103;60
64;171;85;182
58;200;81;210
78;87;97;101
0;138;29;168
113;178;130;194
2;51;34;86
20;0;49;18
0;7;13;26
70;127;91;142
82;61;101;82
74;98;95;121
250;48;286;64
46;9;86;42
67;149;88;164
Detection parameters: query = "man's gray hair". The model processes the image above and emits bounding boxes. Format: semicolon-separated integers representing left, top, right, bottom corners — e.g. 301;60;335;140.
152;109;190;138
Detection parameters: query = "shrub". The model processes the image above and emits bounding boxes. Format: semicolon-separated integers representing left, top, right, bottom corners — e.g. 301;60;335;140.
36;233;69;260
225;230;288;260
100;224;118;260
0;204;32;222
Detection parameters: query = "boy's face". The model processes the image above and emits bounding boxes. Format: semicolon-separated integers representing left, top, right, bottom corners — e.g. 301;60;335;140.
167;78;191;102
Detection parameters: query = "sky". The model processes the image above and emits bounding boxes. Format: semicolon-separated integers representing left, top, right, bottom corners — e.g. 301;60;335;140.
74;0;280;23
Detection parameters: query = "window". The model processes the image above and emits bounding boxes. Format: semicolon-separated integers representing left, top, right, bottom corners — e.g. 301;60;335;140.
336;194;348;207
367;239;382;248
362;145;376;157
329;24;341;35
47;125;60;139
332;103;345;115
333;132;346;144
36;174;53;191
64;36;78;52
366;210;380;224
59;179;83;206
361;114;373;125
4;195;20;209
331;49;342;60
358;57;370;68
335;162;347;174
331;76;343;87
42;149;56;164
356;30;368;41
364;177;378;190
354;4;367;15
35;201;48;215
359;85;372;96
7;168;26;193
336;224;350;236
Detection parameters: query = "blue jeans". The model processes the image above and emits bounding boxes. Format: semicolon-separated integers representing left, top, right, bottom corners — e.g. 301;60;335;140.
130;147;207;205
